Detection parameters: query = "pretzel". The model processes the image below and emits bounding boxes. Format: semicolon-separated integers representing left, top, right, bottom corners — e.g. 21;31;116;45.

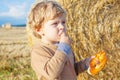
87;51;107;76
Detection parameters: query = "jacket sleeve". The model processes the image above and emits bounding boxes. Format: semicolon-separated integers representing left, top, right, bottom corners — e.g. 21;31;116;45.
74;58;88;75
31;46;67;79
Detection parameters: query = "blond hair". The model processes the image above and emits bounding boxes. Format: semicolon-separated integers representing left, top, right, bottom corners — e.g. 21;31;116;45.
27;0;66;38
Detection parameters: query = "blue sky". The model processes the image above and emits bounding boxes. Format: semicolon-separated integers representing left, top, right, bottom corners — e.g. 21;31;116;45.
0;0;34;26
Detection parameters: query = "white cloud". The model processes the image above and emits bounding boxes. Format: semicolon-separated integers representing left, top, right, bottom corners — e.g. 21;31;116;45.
0;3;27;19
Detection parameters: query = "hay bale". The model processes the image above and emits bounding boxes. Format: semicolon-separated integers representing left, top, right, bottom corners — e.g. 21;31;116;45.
57;0;120;79
2;23;12;29
27;0;120;79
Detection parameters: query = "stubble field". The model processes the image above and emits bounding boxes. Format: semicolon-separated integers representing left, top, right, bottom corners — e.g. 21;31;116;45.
0;27;37;80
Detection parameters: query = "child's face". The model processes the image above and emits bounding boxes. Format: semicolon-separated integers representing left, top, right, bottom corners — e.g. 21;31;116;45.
40;15;66;44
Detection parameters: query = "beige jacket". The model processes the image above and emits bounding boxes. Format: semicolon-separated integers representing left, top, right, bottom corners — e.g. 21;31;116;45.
31;42;87;80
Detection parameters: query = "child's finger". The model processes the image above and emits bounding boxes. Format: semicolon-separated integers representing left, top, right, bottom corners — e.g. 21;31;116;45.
91;56;95;59
58;30;63;36
61;32;67;37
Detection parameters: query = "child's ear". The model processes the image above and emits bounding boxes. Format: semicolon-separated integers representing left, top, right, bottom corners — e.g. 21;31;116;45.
35;28;44;36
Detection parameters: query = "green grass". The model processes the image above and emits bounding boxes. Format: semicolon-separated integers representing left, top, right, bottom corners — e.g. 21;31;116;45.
0;56;37;80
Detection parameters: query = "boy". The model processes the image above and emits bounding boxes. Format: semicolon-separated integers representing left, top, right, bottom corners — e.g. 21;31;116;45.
27;0;91;80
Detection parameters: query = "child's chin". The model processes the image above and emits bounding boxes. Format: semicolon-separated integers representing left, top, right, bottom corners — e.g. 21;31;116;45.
57;38;60;41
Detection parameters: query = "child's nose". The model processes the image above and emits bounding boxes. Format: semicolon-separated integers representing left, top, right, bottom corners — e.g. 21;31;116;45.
59;24;65;30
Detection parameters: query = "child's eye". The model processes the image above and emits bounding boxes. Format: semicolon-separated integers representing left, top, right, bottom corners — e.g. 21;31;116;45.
52;22;58;25
62;21;66;24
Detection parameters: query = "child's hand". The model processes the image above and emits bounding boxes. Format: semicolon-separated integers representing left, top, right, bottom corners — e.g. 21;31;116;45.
84;56;95;70
57;32;71;55
60;32;71;45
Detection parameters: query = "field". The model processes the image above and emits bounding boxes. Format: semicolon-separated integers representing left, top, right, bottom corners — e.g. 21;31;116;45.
0;27;37;80
0;0;120;80
57;0;120;79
